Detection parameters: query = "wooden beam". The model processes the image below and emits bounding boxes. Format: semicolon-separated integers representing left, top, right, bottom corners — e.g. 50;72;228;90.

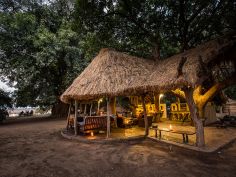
141;95;149;136
109;97;116;115
109;97;117;127
74;100;78;136
66;102;72;130
106;97;110;138
84;104;87;115
79;103;82;115
89;103;93;116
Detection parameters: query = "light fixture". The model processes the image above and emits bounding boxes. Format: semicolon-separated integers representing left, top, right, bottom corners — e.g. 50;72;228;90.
98;98;103;103
159;94;164;111
159;94;164;98
91;132;94;136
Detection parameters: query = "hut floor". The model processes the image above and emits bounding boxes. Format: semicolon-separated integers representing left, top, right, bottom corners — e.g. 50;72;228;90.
64;122;236;152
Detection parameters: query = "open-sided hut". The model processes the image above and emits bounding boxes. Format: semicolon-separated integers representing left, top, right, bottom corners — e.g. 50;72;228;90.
60;48;158;136
61;32;236;146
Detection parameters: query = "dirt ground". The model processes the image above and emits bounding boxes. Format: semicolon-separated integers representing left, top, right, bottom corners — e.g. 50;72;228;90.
0;117;236;177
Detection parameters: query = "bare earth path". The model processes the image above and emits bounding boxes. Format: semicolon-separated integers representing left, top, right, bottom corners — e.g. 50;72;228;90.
0;118;236;177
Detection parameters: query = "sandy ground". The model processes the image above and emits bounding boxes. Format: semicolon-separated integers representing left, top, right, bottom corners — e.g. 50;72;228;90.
0;117;236;177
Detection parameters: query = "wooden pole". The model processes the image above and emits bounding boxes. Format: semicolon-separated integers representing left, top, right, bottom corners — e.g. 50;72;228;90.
154;94;159;112
74;100;78;136
141;95;149;136
66;102;72;130
97;100;100;115
109;97;117;127
106;97;110;138
84;104;87;115
90;103;93;116
79;103;82;115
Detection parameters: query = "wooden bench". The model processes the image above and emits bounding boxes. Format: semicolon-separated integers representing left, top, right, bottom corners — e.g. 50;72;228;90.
79;116;107;133
151;127;195;144
171;130;196;143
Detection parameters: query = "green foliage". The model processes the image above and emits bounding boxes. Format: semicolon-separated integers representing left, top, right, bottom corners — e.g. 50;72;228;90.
74;0;235;59
0;0;87;107
0;89;12;109
224;86;236;100
0;0;235;109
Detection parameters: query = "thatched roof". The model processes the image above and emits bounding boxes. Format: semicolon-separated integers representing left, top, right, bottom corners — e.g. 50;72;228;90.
61;32;236;103
61;49;157;103
146;32;236;91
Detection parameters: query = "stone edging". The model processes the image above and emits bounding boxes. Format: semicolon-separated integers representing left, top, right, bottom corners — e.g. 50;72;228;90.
147;136;236;153
61;130;235;153
61;130;146;144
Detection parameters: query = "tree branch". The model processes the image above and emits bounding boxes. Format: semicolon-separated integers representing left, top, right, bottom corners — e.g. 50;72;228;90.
171;89;186;99
202;75;236;103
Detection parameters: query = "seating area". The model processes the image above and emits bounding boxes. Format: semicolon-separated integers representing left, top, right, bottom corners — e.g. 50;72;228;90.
79;116;107;133
150;126;196;144
68;115;110;134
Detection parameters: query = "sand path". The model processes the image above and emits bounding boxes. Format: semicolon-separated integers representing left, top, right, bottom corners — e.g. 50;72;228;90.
0;117;235;177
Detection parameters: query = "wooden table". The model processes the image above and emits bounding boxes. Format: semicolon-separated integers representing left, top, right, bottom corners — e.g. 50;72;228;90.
171;130;196;143
150;127;172;139
150;127;195;144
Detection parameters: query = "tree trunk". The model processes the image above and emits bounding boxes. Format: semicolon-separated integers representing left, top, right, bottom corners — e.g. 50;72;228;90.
51;100;69;118
198;105;205;120
184;88;205;147
141;95;149;136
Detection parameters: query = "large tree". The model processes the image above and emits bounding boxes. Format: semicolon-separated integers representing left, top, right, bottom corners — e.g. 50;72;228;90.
172;50;236;147
0;0;87;114
74;0;235;59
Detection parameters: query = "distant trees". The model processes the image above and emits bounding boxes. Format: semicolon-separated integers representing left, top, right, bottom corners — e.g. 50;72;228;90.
0;89;12;109
0;89;11;122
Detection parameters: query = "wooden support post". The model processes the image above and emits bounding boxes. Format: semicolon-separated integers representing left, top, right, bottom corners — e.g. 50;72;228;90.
74;100;78;136
109;97;117;127
141;95;149;136
106;97;111;138
154;94;159;112
66;102;72;130
97;100;100;115
84;104;87;115
89;103;93;116
79;103;82;115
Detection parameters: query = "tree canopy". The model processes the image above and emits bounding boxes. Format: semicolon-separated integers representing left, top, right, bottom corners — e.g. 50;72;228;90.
0;0;88;107
0;89;12;109
74;0;235;59
0;0;235;109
